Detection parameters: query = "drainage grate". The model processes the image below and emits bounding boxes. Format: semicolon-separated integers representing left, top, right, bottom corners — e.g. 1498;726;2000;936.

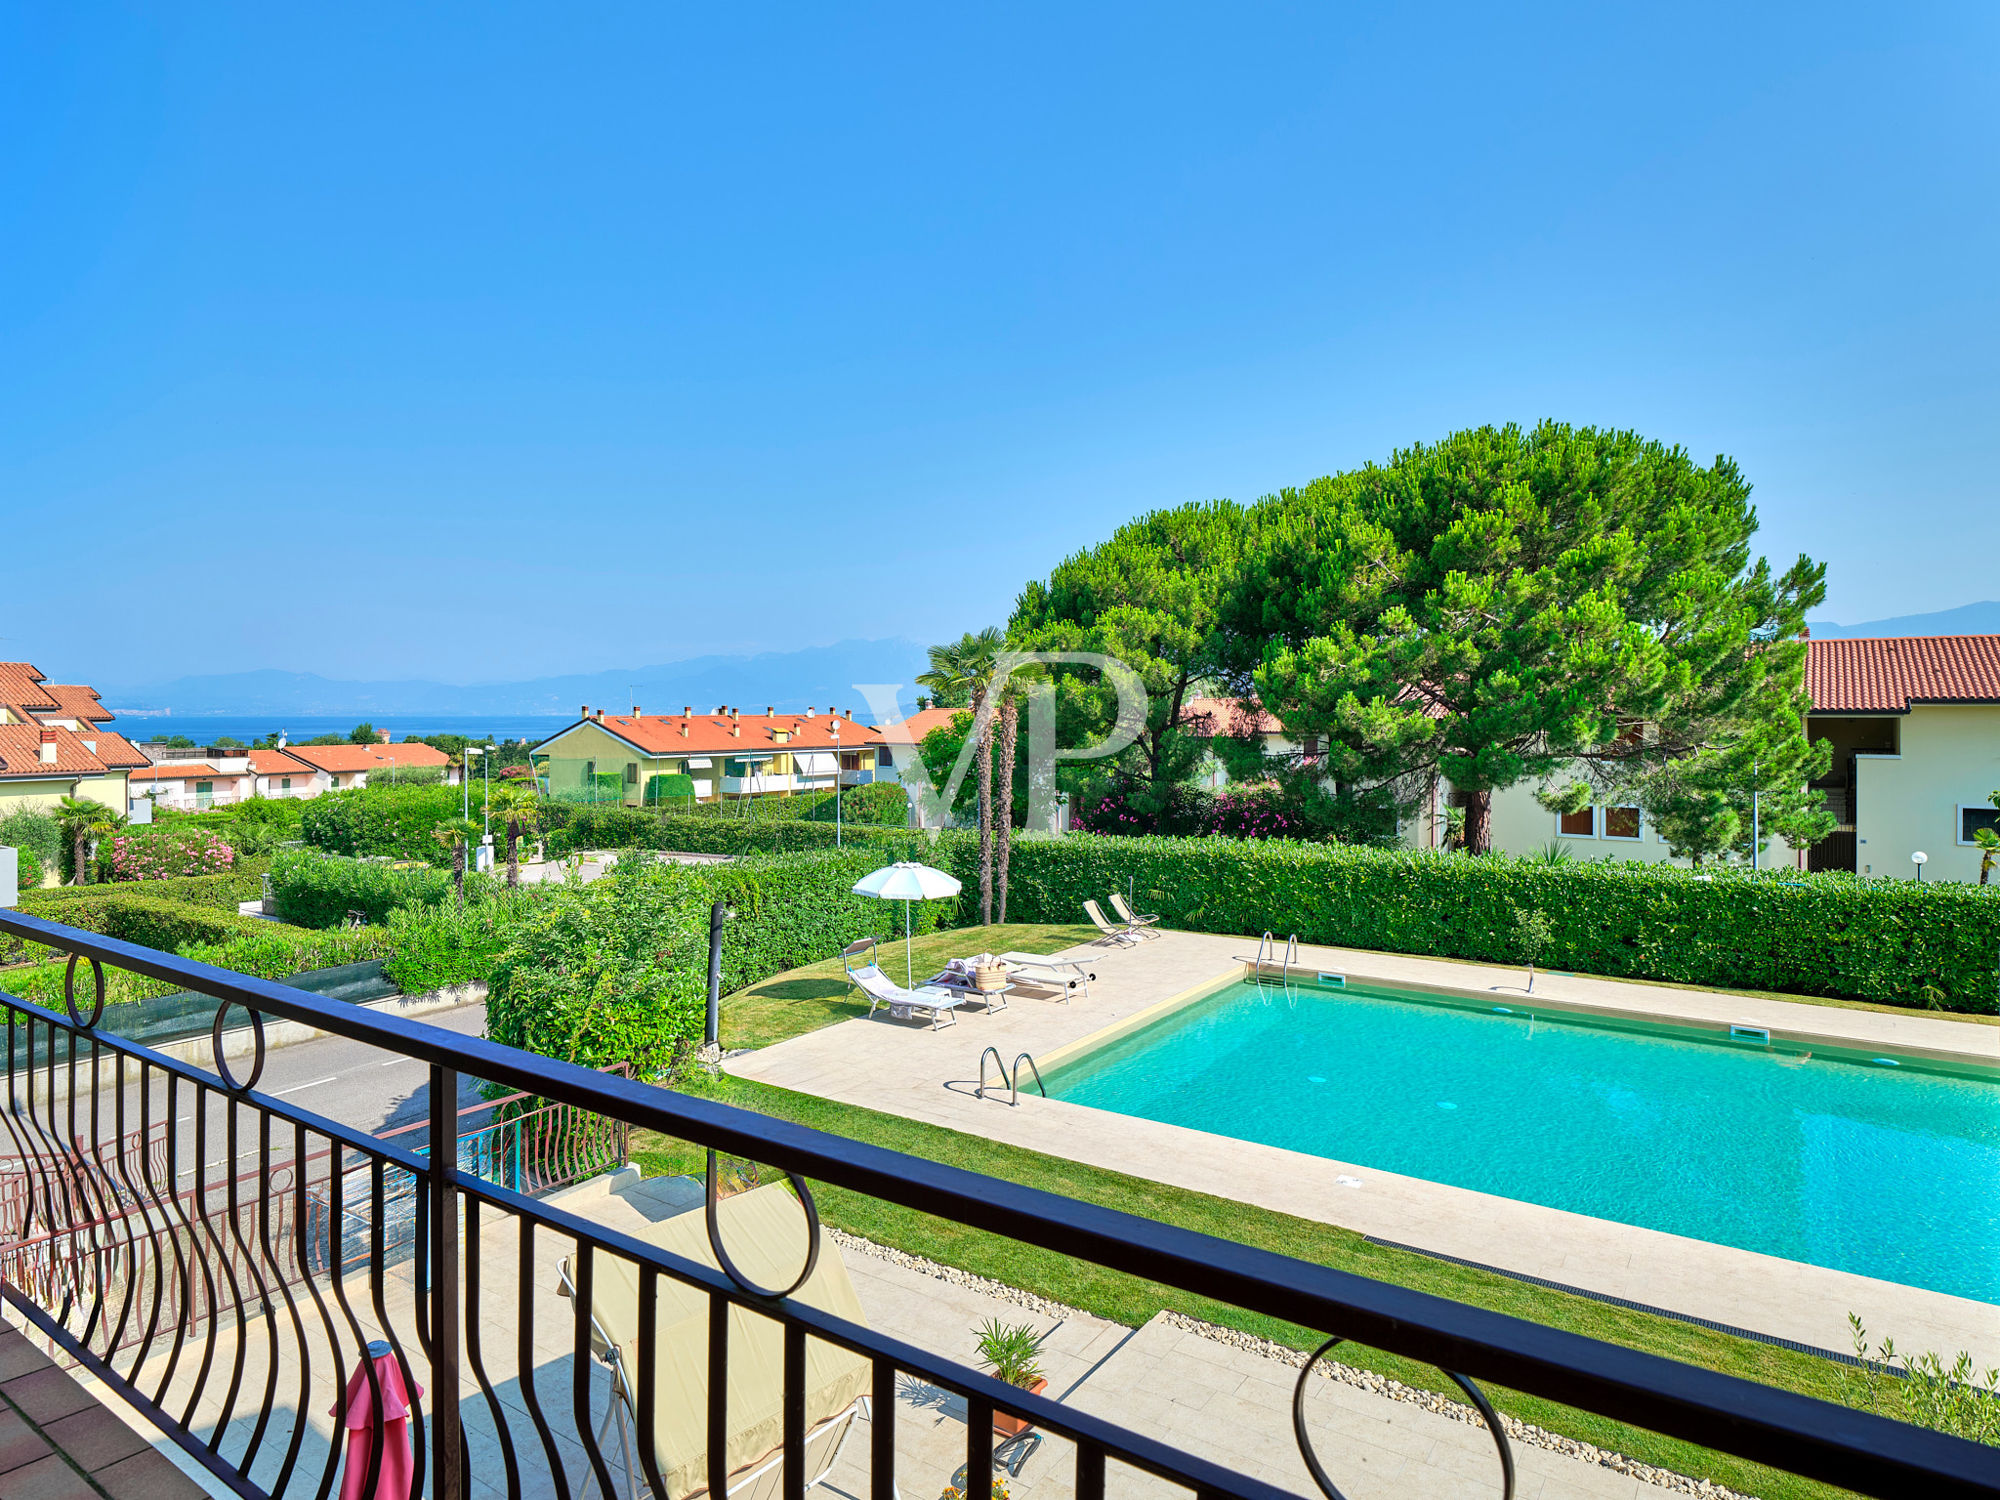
1361;1236;1879;1370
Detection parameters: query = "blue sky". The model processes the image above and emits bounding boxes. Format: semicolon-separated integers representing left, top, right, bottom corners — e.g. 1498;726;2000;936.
4;4;1995;685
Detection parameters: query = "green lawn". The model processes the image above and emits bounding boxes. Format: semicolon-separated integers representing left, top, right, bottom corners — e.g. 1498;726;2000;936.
633;1073;1913;1500
720;922;1099;1050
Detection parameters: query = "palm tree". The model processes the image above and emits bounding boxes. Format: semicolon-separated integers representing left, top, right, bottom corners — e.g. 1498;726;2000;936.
990;657;1045;925
1976;791;2000;886
432;816;481;911
918;628;1004;923
54;796;121;886
488;782;541;888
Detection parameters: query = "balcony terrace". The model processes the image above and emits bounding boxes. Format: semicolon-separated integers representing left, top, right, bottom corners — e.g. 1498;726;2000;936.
0;907;1990;1500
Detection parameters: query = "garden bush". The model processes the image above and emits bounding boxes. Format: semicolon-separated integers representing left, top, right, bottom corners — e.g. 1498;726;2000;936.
109;822;237;880
381;892;548;995
298;783;469;863
178;925;395;982
0;809;61;886
964;835;2000;1012
542;805;920;859
151;796;306;857
21;860;270;917
486;848;957;1077
268;848;488;929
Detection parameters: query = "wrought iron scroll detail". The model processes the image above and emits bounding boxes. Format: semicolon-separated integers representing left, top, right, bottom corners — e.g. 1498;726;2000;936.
1292;1335;1515;1500
704;1148;821;1300
62;955;104;1030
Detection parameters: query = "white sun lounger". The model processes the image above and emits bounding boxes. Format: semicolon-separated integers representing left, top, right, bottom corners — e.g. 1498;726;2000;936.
844;955;965;1029
1083;900;1150;946
994;952;1092;1001
1109;893;1160;931
558;1184;881;1500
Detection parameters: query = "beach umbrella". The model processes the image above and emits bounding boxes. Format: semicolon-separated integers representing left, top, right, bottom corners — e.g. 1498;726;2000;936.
851;861;962;987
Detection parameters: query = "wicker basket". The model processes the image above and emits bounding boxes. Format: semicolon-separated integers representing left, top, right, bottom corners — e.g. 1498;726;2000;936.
972;964;1010;993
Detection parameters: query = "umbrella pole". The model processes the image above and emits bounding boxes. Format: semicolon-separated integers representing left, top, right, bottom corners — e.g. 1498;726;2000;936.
905;900;913;988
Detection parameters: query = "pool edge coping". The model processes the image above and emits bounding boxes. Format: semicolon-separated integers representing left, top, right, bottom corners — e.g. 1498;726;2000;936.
1035;953;2000;1075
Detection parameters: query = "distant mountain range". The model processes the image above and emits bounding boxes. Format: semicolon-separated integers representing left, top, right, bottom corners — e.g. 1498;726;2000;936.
1805;601;2000;639
99;639;933;721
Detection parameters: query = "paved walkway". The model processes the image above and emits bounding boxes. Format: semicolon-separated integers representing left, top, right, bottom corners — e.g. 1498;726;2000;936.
728;929;2000;1367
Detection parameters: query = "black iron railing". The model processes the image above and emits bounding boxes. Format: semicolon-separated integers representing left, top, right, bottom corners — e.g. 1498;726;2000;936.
0;907;1993;1500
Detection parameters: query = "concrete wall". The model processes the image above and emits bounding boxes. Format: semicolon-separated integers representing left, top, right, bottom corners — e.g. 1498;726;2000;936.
1853;705;2000;882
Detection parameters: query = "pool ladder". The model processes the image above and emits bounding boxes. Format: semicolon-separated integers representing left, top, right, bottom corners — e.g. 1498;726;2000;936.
977;1047;1046;1107
1248;931;1299;986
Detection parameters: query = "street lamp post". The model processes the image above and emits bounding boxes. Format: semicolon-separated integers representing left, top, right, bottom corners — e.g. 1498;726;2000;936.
464;746;483;823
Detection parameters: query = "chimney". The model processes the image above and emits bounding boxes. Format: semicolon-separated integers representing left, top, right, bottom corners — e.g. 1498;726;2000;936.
580;704;590;719
632;705;642;717
731;720;741;738
682;705;692;716
679;720;689;737
377;729;391;744
766;705;774;717
39;729;57;765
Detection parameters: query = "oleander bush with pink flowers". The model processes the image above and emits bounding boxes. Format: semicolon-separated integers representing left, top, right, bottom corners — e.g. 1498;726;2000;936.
110;823;238;881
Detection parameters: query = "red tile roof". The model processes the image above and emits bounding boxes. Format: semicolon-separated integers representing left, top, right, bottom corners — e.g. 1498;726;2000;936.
1177;696;1284;736
371;741;450;768
0;724;108;778
250;749;318;776
284;744;399;773
130;762;223;782
37;685;113;724
1805;635;2000;713
556;712;885;758
0;663;58;719
79;730;148;769
876;707;966;744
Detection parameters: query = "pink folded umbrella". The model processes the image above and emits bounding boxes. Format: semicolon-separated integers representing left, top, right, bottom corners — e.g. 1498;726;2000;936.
333;1340;423;1500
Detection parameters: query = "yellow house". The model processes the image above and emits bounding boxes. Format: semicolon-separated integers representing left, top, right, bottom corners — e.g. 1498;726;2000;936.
0;664;147;814
531;704;886;805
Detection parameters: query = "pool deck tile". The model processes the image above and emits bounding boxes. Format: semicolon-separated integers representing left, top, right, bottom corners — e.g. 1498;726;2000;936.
728;929;2000;1367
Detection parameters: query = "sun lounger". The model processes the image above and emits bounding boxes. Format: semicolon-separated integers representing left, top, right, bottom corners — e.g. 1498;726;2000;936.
559;1184;877;1500
994;952;1092;1001
844;954;965;1029
1084;899;1156;944
1109;893;1160;931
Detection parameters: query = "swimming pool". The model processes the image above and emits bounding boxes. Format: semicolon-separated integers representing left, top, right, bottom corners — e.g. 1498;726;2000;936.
1045;979;2000;1303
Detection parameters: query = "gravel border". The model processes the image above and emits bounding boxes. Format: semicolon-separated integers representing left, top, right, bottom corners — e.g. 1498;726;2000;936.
827;1227;1755;1500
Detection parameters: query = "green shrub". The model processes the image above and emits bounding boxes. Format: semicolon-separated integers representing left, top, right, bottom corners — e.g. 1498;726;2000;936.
0;809;61;881
151;797;306;857
541;805;920;858
485;848;954;1076
177;925;394;982
486;860;714;1076
109;822;238;880
382;893;546;994
959;835;2000;1012
42;892;278;953
268;848;487;929
298;783;470;863
792;781;912;826
21;861;270;917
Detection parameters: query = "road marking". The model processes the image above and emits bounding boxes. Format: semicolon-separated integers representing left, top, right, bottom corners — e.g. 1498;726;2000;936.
269;1076;337;1098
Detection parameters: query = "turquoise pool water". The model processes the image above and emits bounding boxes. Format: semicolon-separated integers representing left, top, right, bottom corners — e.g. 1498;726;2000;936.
1046;980;2000;1303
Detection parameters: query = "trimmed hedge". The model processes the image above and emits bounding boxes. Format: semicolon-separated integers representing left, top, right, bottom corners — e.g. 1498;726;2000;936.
960;835;2000;1012
20;860;271;917
27;892;278;954
543;805;919;859
299;783;470;863
719;849;953;992
269;849;492;929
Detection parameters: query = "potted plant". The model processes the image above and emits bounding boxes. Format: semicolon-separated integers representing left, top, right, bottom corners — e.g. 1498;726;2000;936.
974;1319;1046;1437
